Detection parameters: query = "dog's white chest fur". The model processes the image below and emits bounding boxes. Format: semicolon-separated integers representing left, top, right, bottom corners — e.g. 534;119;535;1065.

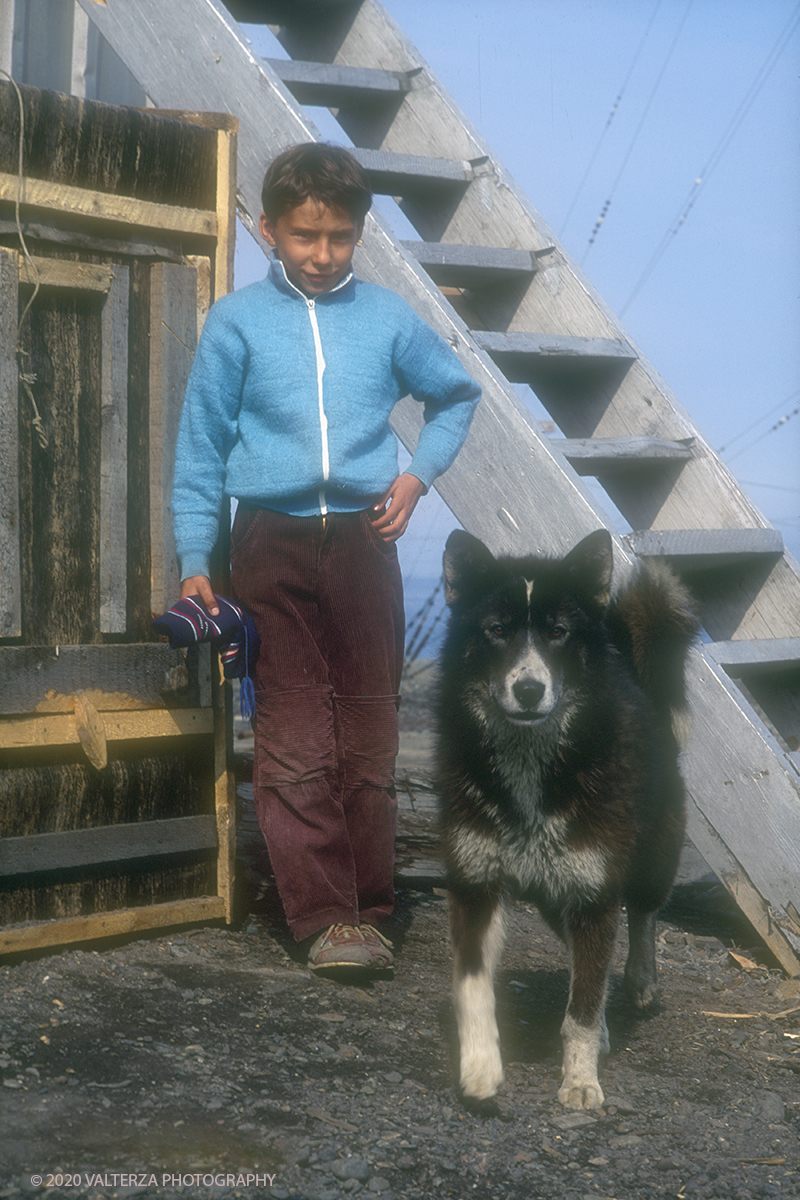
452;733;608;901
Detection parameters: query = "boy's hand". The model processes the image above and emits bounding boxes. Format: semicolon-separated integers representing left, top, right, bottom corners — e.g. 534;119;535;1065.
371;473;426;542
180;575;219;616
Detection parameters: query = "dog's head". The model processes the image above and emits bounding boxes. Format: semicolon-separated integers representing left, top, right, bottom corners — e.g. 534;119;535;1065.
441;529;613;727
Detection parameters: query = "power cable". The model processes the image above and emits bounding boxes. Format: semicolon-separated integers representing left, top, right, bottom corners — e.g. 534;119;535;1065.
559;0;663;239
718;390;800;455
581;0;694;264
724;401;800;465
620;2;800;314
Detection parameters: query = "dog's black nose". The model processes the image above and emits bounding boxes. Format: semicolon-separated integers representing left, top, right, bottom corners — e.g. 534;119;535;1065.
513;679;546;710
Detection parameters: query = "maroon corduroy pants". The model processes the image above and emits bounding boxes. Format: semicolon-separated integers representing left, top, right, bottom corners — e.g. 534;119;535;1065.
230;505;404;941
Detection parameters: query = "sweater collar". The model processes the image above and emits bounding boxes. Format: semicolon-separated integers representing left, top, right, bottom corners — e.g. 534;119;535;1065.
269;255;355;301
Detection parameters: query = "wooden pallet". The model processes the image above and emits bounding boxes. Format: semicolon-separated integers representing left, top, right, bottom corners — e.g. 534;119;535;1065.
0;87;238;955
76;0;800;974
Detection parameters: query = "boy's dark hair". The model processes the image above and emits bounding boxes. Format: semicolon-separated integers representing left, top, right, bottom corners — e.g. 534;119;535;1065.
261;143;372;223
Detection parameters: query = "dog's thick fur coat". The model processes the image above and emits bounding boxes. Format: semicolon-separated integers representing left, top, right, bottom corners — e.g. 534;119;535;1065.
435;529;698;1109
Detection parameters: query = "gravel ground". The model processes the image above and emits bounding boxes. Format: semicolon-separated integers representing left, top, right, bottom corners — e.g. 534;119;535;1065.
1;664;799;1200
1;884;799;1200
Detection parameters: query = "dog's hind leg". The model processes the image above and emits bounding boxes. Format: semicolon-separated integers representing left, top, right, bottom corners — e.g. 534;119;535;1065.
559;903;620;1110
624;907;659;1008
450;888;506;1101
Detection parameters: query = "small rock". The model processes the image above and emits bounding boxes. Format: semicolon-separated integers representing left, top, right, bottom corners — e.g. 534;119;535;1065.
331;1158;371;1182
773;978;800;1001
759;1091;785;1123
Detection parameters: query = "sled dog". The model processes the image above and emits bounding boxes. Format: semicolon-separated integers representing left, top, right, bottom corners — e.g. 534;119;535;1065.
435;529;697;1109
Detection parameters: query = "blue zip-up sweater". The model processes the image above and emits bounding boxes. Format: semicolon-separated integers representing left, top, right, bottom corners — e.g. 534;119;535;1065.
172;259;481;580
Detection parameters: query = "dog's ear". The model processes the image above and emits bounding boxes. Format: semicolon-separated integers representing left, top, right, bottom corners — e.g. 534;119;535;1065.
562;529;613;608
442;530;496;605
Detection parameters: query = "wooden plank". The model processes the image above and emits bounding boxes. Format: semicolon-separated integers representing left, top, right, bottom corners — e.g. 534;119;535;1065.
554;436;695;475
19;257;116;293
0;247;20;638
474;331;638;381
0;643;212;715
0;707;214;750
0;815;218;876
353;147;473;192
0;896;226;956
267;58;410;106
213;660;236;923
149;262;198;617
0;171;217;238
401;241;540;287
626;528;785;572
100;266;129;633
707;638;800;673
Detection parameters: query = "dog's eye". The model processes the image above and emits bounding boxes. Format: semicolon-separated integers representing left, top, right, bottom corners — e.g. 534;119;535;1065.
550;623;568;641
486;622;506;640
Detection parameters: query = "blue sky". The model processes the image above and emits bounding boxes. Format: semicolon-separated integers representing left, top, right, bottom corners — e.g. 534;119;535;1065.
237;0;800;582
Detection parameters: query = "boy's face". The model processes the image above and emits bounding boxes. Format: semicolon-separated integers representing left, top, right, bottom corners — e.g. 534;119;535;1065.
260;198;364;296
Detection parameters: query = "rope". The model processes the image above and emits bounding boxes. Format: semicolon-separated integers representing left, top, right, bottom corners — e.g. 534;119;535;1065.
0;69;48;449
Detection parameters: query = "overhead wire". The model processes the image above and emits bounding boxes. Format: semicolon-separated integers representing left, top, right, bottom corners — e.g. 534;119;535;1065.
559;0;663;239
724;399;800;465
718;390;799;455
620;1;800;315
581;0;694;264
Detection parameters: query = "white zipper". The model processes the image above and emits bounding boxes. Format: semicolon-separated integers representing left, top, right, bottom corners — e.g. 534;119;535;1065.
274;260;352;518
305;297;329;516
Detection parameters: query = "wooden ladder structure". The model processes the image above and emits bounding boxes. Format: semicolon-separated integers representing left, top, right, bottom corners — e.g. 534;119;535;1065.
77;0;800;974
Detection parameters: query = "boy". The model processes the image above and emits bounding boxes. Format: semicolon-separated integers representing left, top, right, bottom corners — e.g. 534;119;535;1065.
172;143;480;972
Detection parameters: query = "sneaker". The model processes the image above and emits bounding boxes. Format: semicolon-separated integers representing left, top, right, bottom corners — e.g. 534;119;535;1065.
360;924;395;969
307;923;374;971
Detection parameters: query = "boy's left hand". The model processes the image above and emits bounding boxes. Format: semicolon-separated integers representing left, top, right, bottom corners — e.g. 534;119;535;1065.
371;473;426;542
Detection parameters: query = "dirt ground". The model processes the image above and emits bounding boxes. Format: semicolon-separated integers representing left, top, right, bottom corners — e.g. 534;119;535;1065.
1;672;799;1200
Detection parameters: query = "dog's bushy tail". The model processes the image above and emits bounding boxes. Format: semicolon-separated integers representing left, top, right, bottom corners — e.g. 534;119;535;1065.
609;562;699;746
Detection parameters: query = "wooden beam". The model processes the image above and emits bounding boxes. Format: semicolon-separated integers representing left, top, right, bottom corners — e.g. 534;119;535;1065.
100;266;130;633
0;642;213;714
401;241;541;288
0;707;214;750
554;436;695;475
626;528;785;572
0;247;20;637
266;58;411;106
0;896;226;956
149;262;198;617
19;257;117;292
707;638;800;674
0;815;217;877
0;171;217;238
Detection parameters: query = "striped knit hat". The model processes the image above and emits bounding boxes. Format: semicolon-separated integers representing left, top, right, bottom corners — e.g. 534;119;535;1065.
152;595;259;720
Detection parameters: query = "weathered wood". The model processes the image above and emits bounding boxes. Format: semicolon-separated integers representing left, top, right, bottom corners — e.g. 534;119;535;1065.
19;257;116;292
0;815;217;876
267;57;410;106
100;266;129;632
16;274;102;644
555;436;695;475
707;638;800;673
0;896;226;956
0;80;218;209
0;246;20;637
0;642;212;714
625;528;785;573
0;171;217;239
148;262;198;617
402;241;541;288
0;707;214;750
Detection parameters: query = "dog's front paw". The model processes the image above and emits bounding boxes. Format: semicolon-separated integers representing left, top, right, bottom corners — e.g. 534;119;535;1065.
460;1045;504;1101
557;1076;604;1110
